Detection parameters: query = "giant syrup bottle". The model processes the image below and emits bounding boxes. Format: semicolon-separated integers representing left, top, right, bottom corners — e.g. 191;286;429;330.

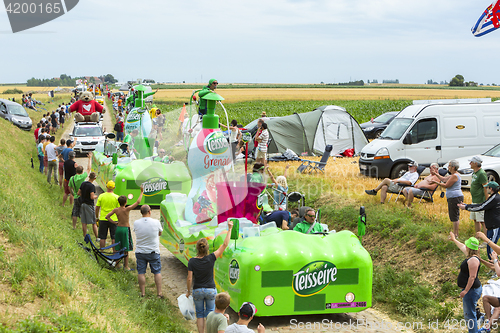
184;93;233;223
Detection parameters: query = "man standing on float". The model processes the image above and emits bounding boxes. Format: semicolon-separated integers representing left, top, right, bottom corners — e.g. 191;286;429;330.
198;79;218;117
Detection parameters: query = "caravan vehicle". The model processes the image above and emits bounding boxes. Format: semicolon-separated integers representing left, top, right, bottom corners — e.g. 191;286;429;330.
359;99;500;179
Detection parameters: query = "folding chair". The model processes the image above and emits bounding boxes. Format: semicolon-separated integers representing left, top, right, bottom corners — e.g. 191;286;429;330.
296;145;333;174
84;234;127;269
388;165;425;202
414;168;449;203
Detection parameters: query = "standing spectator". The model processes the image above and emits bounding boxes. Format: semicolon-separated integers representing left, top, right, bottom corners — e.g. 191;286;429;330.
61;139;75;161
114;118;124;142
155;109;165;140
106;187;144;271
56;139;66;189
42;130;50;175
117;98;122;113
253;119;264;157
221;119;241;159
255;123;269;167
59;107;65;129
77;172;99;240
449;233;481;333
206;292;231;333
469;156;489;234
50;111;58;134
458;181;500;261
267;164;290;210
69;154;91;229
134;205;163;297
34;123;42;143
186;220;234;333
62;151;77;207
432;160;464;238
225;302;265;333
37;136;46;173
95;181;120;249
45;136;58;185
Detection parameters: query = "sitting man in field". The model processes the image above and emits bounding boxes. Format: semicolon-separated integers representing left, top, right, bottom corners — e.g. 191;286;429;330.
365;161;419;204
402;163;440;208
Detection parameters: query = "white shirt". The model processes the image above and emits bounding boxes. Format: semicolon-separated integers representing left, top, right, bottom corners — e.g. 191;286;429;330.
230;128;240;143
257;129;269;153
45;143;57;161
225;323;255;333
133;217;162;254
398;170;419;185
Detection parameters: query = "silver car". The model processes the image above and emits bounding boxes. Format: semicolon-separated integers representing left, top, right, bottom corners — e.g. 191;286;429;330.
69;122;105;155
0;98;32;130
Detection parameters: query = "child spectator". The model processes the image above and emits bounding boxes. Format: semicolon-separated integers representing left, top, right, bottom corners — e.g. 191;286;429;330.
225;302;265;333
266;164;290;210
206;292;230;333
106;187;144;271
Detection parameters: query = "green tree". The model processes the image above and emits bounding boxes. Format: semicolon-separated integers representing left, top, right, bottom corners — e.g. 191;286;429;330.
449;75;464;87
103;74;118;84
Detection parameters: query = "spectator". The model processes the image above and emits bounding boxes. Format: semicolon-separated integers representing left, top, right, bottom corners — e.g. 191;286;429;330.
37;136;46;173
255;123;269;167
63;151;77;207
293;208;323;234
106;188;144;271
449;232;481;333
459;181;500;261
117;98;122;113
34;123;42;143
365;161;419;204
206;292;231;333
187;220;234;333
114;118;124;142
42;130;50;175
431;159;464;237
225;302;265;333
59;107;65;129
402;163;440;208
220;119;241;159
95;181;120;249
469;156;489;234
50;111;58;134
68;154;91;229
261;205;290;230
56;138;66;189
45;136;58;185
153;149;172;163
61;139;75;161
77;172;99;240
155;109;165;140
266;164;290;210
134;204;163;297
253;119;264;156
249;163;265;183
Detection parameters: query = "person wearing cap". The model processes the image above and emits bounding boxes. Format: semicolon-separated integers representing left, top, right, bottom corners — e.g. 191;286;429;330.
432;159;464;238
261;205;290;230
62;150;79;207
249;163;266;183
61;139;76;162
95;180;120;249
225;302;265;333
198;79;218;117
402;163;440;208
469;156;489;234
458;181;500;260
186;220;234;333
365;161;419;204
293;208;323;234
449;232;482;333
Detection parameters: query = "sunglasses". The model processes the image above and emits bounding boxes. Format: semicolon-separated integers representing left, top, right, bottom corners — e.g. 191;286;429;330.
213;82;218;85
306;214;315;217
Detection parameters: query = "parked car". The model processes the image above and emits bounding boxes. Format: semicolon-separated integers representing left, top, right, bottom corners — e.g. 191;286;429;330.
0;98;32;131
69;122;105;155
359;111;398;139
446;143;500;188
359;100;500;179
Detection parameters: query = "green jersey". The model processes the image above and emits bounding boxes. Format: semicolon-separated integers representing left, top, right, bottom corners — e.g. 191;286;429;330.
69;172;87;198
293;221;323;234
471;168;488;203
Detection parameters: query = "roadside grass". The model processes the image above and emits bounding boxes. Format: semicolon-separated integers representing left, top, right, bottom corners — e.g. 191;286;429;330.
0;117;190;331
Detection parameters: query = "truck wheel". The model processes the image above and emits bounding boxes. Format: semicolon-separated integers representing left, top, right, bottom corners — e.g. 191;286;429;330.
390;163;408;179
486;171;499;183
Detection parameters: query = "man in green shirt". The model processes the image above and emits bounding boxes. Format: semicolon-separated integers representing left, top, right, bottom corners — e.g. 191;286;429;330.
69;153;91;229
153;149;171;163
96;181;120;249
198;79;218;117
470;156;488;234
293;208;323;234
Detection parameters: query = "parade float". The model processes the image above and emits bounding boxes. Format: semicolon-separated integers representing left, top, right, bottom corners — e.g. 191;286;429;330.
159;91;373;317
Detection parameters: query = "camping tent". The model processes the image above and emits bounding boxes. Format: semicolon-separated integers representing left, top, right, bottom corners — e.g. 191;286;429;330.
253;105;368;156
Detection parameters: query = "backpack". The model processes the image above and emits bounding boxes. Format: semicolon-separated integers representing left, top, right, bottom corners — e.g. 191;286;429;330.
114;122;121;132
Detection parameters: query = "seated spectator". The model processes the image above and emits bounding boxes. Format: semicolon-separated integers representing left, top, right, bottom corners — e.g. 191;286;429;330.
225;302;265;333
293;208;323;234
266;165;290;210
249;163;265;183
206;292;230;333
402;163;440;208
153;149;172;163
261;205;291;230
365;161;419;204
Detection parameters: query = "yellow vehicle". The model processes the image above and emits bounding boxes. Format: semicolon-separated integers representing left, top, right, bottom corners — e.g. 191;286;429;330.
95;95;104;105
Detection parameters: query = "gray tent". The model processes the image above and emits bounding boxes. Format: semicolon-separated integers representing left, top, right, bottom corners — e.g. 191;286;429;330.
260;105;368;156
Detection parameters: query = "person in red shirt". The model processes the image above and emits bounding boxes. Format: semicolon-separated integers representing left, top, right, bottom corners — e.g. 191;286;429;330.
34;122;42;142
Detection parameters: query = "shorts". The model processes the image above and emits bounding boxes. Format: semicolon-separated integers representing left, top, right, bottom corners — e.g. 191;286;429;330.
387;181;401;193
98;220;117;240
58;161;64;176
114;226;133;251
470;207;485;222
256;149;267;160
136;252;161;274
72;198;81;217
408;187;426;197
80;203;96;225
192;288;217;318
447;196;464;222
63;179;71;195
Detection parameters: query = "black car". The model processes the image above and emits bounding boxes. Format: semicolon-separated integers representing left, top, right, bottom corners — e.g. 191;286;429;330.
359;111;399;139
0;98;32;131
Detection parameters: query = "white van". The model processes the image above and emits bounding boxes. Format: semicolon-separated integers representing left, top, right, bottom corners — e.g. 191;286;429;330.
359;100;500;179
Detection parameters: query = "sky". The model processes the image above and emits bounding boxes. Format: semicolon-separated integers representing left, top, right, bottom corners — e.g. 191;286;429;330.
1;0;499;85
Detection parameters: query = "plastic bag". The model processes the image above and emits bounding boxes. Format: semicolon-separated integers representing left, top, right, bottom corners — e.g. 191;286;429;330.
177;294;195;320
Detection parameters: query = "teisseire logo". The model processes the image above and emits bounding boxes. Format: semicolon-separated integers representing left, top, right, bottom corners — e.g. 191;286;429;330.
293;261;337;297
5;0;79;33
143;177;168;196
204;132;229;155
127;112;141;123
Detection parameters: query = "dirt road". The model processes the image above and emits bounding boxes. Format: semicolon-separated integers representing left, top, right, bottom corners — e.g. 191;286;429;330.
66;105;411;333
